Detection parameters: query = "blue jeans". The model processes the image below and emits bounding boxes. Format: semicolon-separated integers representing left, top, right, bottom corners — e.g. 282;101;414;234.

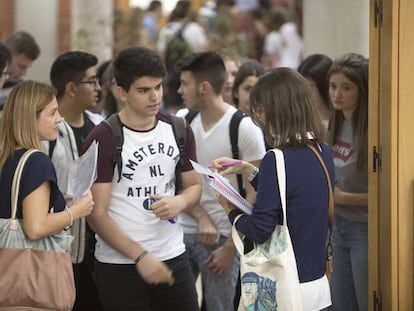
95;252;199;311
184;233;240;311
330;215;368;311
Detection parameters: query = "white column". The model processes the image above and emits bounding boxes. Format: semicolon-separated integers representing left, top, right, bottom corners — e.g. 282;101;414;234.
15;0;58;83
302;0;369;59
71;0;113;63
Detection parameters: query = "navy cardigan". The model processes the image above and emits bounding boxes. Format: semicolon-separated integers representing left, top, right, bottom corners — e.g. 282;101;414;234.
229;143;335;283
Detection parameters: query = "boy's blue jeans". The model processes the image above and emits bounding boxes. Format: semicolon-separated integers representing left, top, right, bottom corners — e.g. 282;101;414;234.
184;233;240;311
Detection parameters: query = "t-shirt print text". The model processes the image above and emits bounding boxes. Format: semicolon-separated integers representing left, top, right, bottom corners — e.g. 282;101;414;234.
332;141;354;162
122;142;180;181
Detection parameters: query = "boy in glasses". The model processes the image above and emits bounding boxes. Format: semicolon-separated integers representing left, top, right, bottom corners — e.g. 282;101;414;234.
47;51;104;311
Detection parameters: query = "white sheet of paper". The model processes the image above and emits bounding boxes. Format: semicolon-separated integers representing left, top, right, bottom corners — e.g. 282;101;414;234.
190;160;253;215
66;140;98;206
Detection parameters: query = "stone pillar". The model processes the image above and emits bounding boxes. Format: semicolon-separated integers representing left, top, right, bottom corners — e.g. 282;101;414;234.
71;0;113;63
14;0;113;82
15;0;58;83
302;0;369;59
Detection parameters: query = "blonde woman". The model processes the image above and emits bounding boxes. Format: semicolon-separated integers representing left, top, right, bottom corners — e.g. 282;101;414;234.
0;80;93;241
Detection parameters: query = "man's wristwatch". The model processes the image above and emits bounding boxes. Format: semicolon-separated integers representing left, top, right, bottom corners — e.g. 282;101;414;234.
247;167;259;182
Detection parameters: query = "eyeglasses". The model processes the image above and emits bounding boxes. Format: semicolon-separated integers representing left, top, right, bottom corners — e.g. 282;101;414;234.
75;77;99;88
1;71;11;79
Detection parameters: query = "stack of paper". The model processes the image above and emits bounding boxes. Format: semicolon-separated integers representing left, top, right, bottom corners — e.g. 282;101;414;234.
66;140;99;206
190;160;253;215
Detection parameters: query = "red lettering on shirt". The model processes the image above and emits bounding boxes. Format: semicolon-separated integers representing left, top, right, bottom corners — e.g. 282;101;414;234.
332;141;354;162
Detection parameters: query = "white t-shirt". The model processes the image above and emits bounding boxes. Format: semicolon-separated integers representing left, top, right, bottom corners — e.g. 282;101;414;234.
177;106;266;236
264;22;303;69
157;21;208;54
94;119;186;263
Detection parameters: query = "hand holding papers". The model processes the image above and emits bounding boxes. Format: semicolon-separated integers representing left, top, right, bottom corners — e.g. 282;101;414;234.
190;160;253;215
66;140;98;206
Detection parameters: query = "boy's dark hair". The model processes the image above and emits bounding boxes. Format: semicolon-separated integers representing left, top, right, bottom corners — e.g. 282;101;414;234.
0;43;12;72
147;0;162;12
5;31;40;60
50;51;98;99
168;0;191;22
232;59;265;108
176;51;227;95
113;46;166;92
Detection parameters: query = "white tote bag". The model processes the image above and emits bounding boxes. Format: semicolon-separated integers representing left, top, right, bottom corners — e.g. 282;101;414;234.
232;148;302;311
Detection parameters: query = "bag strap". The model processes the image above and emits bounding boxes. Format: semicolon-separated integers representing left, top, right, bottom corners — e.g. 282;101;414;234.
184;110;199;125
230;110;247;198
232;149;288;255
102;113;123;183
169;114;188;194
10;149;40;229
306;144;334;232
271;149;288;227
176;22;188;37
232;214;245;255
307;144;334;258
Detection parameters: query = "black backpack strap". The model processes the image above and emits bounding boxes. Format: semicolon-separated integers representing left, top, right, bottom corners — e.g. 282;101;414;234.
102;113;123;183
177;23;187;38
48;128;65;158
48;140;57;158
170;114;188;194
229;110;247;197
184;110;199;125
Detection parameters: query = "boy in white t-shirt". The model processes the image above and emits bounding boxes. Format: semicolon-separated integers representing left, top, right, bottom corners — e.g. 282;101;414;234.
176;51;266;311
83;46;202;311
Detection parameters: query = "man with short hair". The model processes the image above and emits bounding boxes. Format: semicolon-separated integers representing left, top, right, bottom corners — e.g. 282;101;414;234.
0;31;40;108
48;51;104;311
83;46;202;311
176;51;266;311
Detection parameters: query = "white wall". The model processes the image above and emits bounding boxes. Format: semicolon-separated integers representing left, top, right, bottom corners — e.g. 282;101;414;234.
72;0;113;63
130;0;178;14
14;0;113;84
15;0;58;83
302;0;369;59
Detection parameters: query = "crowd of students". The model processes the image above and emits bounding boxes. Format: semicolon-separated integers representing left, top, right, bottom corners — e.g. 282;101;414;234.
0;1;368;310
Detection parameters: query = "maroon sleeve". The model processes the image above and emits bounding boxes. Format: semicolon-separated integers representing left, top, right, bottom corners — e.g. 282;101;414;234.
182;125;197;172
83;123;116;183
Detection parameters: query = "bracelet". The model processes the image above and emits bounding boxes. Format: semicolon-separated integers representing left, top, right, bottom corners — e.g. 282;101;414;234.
134;250;148;265
247;167;259;182
65;206;73;229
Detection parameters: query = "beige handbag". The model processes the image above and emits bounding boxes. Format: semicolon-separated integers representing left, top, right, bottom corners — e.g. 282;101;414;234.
232;148;303;311
0;150;75;310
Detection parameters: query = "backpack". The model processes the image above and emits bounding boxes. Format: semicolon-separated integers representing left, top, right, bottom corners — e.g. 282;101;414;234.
165;24;192;73
185;109;247;198
163;25;193;110
102;112;188;194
